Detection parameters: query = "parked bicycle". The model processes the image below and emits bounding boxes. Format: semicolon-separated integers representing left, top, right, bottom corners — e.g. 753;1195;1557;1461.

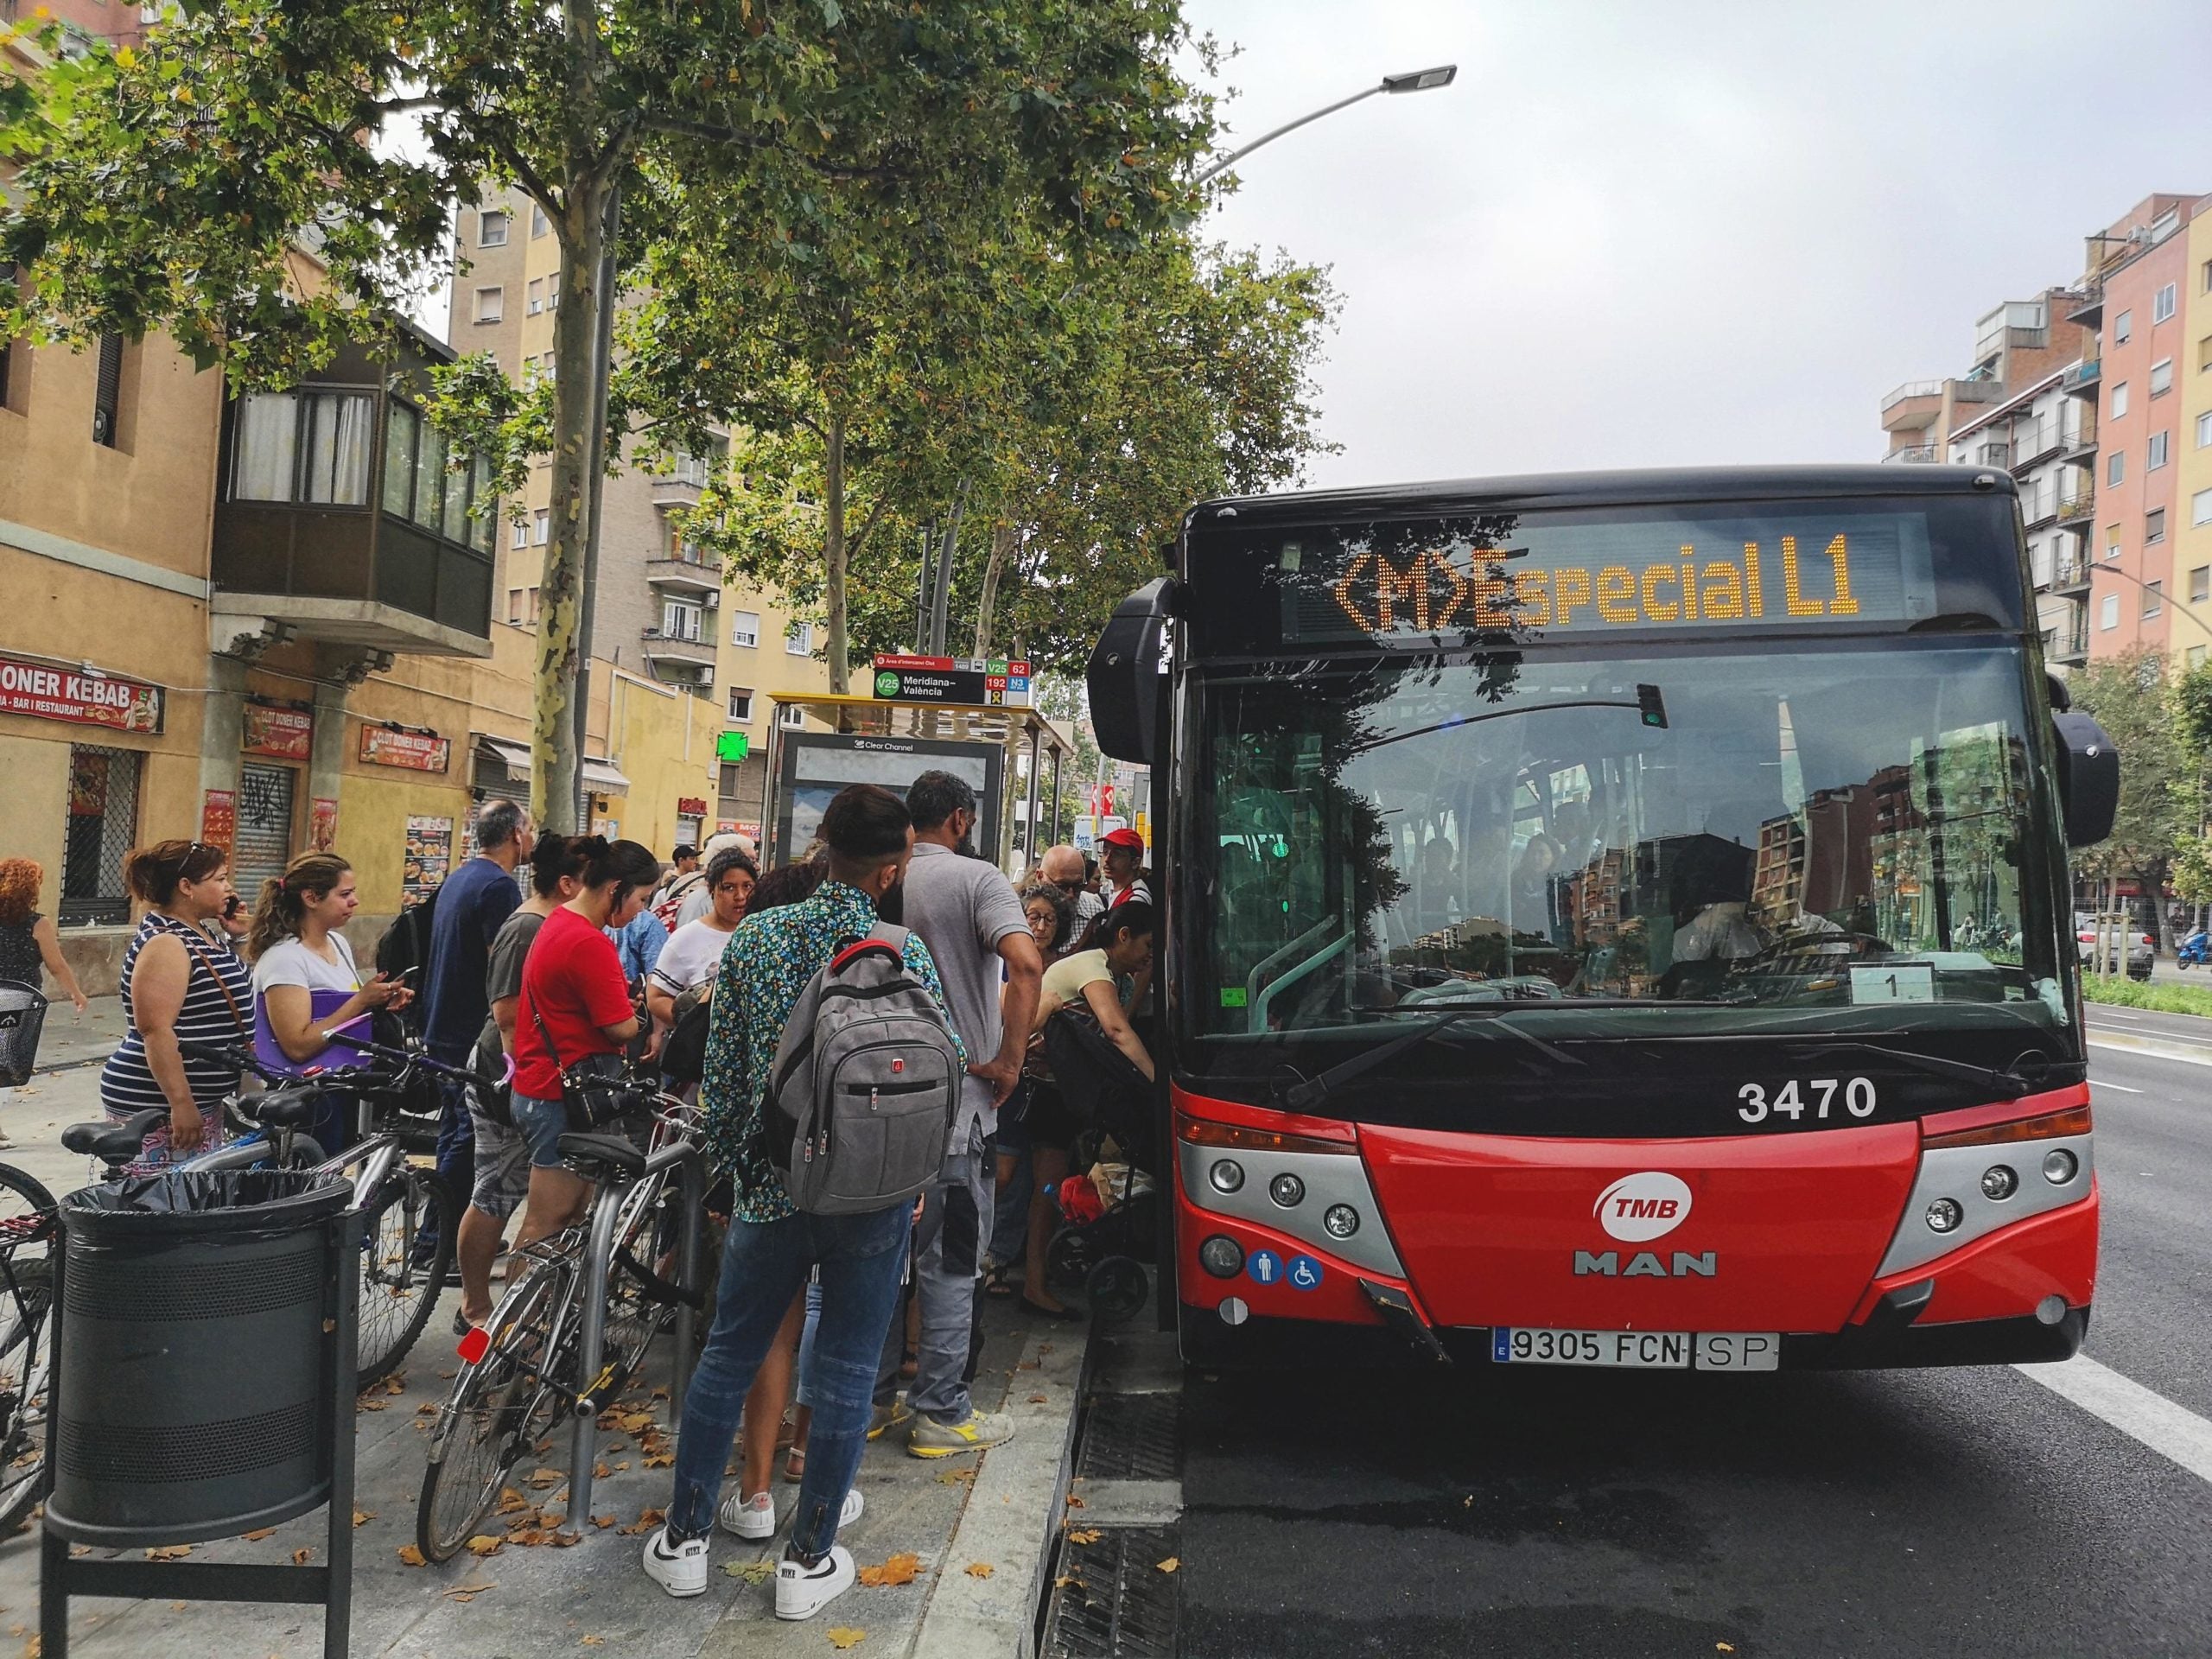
416;1090;704;1562
0;1158;56;1533
61;1032;508;1389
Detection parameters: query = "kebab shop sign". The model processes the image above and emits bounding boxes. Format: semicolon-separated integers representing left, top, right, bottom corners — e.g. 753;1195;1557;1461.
0;653;165;734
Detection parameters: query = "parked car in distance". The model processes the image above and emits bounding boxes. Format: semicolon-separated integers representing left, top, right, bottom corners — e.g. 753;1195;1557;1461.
2075;913;2154;980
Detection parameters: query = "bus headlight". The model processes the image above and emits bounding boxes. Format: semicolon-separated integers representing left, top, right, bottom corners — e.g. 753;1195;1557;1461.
1207;1159;1245;1194
1925;1198;1963;1234
1322;1204;1360;1239
1198;1236;1245;1279
1980;1165;2018;1201
2043;1148;2078;1185
1268;1173;1306;1208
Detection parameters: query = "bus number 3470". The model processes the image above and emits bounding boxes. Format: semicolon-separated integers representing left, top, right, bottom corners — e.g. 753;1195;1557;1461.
1737;1078;1877;1124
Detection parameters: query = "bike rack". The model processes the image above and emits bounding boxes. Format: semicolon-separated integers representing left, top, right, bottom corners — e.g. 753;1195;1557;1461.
563;1142;704;1531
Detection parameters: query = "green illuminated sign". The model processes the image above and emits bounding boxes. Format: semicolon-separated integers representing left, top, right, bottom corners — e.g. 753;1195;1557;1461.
715;730;750;763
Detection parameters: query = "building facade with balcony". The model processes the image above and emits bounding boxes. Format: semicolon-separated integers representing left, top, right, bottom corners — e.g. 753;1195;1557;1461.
1946;368;2098;671
450;189;836;851
2175;203;2212;674
1879;289;2094;467
2071;194;2206;660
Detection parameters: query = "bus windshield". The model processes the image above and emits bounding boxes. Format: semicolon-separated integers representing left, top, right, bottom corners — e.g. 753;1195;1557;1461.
1194;640;2068;1049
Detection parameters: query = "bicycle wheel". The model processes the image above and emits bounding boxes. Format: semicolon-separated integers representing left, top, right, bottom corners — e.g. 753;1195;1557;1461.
0;1163;58;1534
600;1173;675;1385
355;1165;456;1389
416;1259;571;1562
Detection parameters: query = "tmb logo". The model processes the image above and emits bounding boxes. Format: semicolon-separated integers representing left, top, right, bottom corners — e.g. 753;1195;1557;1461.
1594;1172;1694;1243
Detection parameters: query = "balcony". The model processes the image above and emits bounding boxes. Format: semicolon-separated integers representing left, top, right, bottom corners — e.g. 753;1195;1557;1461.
212;331;495;661
2048;556;2093;594
2056;486;2096;526
2063;359;2101;397
2064;283;2103;327
2009;423;2059;472
645;550;721;596
640;625;715;669
1882;444;1937;464
2020;486;2058;531
2060;410;2098;456
2049;627;2090;666
1881;380;1943;434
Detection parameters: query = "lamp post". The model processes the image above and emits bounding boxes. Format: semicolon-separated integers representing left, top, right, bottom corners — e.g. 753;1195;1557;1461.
1194;64;1457;186
2083;563;2212;649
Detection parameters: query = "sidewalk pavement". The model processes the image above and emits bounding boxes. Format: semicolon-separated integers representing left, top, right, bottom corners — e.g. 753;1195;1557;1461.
0;1058;1089;1657
21;994;126;1077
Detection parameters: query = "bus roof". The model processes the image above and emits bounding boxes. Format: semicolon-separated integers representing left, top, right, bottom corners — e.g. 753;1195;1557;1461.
1185;463;2017;534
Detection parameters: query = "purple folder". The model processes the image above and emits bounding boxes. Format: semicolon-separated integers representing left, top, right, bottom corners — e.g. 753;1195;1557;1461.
252;987;373;1079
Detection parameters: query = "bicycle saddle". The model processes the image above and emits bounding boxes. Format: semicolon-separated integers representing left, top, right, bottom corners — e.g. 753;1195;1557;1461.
239;1085;327;1129
60;1109;166;1163
556;1133;646;1179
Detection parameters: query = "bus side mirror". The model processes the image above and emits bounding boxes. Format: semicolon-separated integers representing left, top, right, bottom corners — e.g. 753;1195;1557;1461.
2052;710;2118;848
1088;578;1175;765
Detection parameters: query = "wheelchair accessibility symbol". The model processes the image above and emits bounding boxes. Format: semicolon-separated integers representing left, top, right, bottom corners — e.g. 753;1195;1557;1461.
1287;1255;1323;1292
1246;1249;1282;1287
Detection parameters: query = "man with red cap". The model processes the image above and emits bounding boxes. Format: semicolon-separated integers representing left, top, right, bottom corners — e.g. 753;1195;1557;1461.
1098;825;1151;911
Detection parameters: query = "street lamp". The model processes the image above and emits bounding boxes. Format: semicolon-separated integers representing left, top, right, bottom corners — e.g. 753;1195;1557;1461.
1194;64;1457;186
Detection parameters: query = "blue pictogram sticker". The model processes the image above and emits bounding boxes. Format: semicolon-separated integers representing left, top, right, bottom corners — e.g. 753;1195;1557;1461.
1246;1249;1282;1287
1287;1255;1324;1292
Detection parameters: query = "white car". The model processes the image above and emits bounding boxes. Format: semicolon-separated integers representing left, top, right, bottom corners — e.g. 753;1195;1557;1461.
2075;914;2153;980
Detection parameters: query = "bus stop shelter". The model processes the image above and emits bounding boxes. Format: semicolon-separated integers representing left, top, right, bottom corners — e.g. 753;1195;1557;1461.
762;693;1076;876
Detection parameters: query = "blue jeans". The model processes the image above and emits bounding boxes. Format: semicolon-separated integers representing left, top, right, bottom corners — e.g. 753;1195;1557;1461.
668;1202;912;1559
427;1059;477;1254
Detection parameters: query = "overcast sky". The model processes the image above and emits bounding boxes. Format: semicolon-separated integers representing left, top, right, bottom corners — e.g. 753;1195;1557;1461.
1186;0;2212;489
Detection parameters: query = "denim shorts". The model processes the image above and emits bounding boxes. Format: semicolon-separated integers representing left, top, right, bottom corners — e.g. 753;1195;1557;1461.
467;1109;531;1219
510;1091;571;1171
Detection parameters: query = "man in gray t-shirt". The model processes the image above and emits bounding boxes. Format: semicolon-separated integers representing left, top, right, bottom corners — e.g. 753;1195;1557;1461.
888;771;1042;1456
456;905;549;1327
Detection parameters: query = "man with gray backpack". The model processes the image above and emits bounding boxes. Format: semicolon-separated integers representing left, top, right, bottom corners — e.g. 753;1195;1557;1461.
645;785;965;1621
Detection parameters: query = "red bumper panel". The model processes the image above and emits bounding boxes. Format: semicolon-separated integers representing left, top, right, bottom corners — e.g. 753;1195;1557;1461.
1357;1121;1923;1333
1856;1179;2099;1326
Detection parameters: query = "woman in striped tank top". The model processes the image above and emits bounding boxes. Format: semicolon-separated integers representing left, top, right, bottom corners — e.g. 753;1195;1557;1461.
99;840;252;1171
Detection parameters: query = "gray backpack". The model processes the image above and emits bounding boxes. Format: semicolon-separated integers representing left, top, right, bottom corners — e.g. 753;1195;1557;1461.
765;922;963;1214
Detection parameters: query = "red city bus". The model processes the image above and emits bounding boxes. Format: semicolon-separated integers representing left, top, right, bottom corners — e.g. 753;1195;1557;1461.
1086;467;2120;1370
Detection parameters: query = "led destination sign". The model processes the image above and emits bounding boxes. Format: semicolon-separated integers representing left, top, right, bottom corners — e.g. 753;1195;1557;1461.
1274;510;1940;645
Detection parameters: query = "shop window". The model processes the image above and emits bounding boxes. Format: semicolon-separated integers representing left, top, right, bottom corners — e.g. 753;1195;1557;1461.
58;745;141;925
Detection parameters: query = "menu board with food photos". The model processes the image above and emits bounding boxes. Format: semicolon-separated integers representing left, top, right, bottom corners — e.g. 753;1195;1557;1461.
403;815;454;909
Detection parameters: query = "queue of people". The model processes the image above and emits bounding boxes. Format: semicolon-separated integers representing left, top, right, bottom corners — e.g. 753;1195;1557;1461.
30;795;1155;1627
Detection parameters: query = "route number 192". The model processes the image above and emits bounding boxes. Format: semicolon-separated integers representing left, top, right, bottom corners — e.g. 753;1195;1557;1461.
1737;1077;1877;1124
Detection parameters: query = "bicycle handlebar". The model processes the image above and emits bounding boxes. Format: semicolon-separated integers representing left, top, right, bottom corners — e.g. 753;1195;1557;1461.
318;1027;514;1093
175;1037;292;1084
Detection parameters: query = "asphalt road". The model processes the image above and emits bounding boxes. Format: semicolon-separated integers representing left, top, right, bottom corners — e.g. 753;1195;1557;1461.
1110;1007;2212;1659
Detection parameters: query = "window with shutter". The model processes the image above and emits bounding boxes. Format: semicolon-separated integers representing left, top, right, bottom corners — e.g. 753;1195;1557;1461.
92;334;123;447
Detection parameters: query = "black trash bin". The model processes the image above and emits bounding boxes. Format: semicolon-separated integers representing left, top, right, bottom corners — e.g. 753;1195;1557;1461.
48;1167;353;1547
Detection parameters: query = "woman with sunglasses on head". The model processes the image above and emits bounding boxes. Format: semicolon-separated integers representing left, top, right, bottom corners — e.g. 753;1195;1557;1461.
99;840;253;1171
644;845;759;1039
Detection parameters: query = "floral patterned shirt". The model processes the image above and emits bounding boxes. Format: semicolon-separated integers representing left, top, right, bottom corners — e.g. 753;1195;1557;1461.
700;878;963;1223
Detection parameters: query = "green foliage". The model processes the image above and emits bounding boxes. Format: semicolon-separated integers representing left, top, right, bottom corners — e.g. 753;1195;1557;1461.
2077;972;2212;1018
2067;651;2193;901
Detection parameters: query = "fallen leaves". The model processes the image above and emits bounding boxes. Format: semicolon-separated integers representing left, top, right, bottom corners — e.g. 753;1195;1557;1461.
934;1467;976;1486
465;1535;505;1559
144;1546;192;1561
1716;1647;1736;1655
1064;1494;1085;1509
643;1452;674;1470
1027;1395;1048;1405
290;1547;314;1567
396;1544;427;1567
724;1559;775;1584
825;1630;866;1651
524;1467;564;1490
1066;1529;1101;1545
855;1552;920;1587
240;1529;276;1542
591;1515;616;1530
1155;1557;1179;1574
963;1562;994;1580
442;1578;496;1603
614;1508;666;1537
582;1638;605;1648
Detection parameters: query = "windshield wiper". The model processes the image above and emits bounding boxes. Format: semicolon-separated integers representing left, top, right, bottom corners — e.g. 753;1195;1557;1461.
1653;1032;2074;1100
1280;1006;1520;1111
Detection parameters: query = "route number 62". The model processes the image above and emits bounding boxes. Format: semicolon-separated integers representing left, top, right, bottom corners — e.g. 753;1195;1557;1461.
1737;1077;1877;1124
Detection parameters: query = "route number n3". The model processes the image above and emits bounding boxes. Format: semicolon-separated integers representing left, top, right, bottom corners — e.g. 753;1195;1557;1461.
1737;1077;1876;1124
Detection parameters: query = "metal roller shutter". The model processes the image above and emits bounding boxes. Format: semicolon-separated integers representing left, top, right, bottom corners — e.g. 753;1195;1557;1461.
232;762;296;899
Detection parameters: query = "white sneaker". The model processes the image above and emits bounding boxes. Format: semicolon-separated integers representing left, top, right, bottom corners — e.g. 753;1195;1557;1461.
641;1526;709;1599
774;1543;855;1621
834;1487;864;1532
718;1489;775;1541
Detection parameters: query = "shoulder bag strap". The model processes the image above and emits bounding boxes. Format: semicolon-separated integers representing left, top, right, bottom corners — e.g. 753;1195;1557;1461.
526;985;568;1077
174;920;251;1036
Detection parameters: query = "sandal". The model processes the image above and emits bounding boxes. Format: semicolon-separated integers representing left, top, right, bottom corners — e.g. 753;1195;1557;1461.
982;1264;1017;1299
783;1446;806;1484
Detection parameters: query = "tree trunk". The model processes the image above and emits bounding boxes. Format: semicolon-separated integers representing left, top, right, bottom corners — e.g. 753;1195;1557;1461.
823;411;850;696
533;176;610;832
971;521;1019;659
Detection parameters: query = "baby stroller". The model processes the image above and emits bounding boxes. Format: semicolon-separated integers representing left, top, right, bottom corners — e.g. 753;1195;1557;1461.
1037;1006;1158;1321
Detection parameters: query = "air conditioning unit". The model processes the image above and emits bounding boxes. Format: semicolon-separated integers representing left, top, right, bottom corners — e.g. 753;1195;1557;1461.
702;589;720;608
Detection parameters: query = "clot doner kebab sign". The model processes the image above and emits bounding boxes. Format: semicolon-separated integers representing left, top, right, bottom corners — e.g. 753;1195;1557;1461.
0;653;164;733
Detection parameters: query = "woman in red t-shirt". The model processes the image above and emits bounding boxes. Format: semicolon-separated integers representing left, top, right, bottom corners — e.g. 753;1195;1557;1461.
512;836;664;1246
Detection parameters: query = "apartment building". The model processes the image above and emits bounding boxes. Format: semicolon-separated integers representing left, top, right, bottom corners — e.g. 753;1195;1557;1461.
2174;207;2212;673
2072;195;2207;658
450;190;834;847
1879;289;2087;463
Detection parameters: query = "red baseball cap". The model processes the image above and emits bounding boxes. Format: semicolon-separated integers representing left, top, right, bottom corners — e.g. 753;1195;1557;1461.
1101;827;1145;852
